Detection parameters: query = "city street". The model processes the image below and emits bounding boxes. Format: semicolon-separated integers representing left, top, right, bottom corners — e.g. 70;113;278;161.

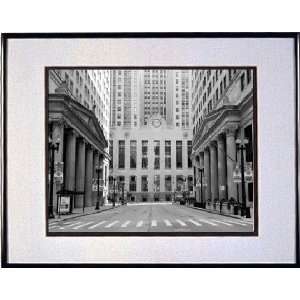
48;203;254;233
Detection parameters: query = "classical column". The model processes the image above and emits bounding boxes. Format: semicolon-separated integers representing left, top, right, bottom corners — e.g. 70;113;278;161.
194;155;200;203
51;120;65;212
217;134;226;200
84;144;94;207
65;129;77;192
199;152;204;203
210;141;218;201
98;154;104;206
226;126;238;201
92;151;100;206
204;148;211;201
75;137;86;208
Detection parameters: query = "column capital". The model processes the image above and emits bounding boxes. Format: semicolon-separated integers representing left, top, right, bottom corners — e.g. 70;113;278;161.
86;143;94;151
225;124;238;137
50;118;66;128
209;140;217;148
65;127;79;138
217;133;225;143
76;136;86;144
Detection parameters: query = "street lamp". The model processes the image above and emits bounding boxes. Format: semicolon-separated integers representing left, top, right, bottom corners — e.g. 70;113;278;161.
48;136;60;218
113;177;116;207
95;164;103;210
236;137;250;217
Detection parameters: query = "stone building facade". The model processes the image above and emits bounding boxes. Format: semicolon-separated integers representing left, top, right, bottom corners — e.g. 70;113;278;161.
48;70;110;212
109;69;194;202
191;69;254;214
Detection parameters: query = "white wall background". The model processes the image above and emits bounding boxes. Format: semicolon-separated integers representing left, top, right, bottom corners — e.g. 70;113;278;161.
6;37;296;263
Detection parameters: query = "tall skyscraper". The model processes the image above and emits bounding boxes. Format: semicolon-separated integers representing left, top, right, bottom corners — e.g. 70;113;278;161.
110;70;139;128
109;69;194;202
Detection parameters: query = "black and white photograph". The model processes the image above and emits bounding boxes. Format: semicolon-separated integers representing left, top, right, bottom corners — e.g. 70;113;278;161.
2;32;298;266
47;67;256;235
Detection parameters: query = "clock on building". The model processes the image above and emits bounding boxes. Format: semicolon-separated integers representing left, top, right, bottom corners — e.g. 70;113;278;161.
151;118;162;128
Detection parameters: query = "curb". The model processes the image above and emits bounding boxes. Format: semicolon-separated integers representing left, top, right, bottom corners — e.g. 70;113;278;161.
184;204;252;220
50;205;121;223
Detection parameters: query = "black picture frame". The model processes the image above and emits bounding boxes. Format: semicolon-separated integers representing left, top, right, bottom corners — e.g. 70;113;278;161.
1;32;299;267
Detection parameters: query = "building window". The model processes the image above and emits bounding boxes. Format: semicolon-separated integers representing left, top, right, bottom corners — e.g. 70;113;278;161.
129;176;136;192
109;140;113;169
165;140;171;169
154;140;160;169
176;141;183;168
165;175;172;192
176;175;184;191
187;140;193;168
141;176;148;192
118;140;125;169
154;175;160;192
188;176;193;192
142;140;148;169
130;140;137;169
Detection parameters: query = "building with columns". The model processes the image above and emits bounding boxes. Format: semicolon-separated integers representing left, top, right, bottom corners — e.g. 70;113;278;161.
48;70;110;211
109;69;194;202
191;68;254;213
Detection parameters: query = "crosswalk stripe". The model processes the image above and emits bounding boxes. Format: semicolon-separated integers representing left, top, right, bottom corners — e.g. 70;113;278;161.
49;225;59;228
226;220;248;226
212;220;233;226
176;219;187;226
62;222;72;225
88;221;107;229
151;220;157;227
105;221;119;228
198;219;218;226
188;219;202;226
72;221;94;229
164;220;172;226
65;221;82;227
136;221;143;227
121;221;131;228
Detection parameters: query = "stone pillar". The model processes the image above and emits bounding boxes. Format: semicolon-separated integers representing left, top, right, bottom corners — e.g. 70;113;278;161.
85;144;94;207
204;148;211;201
75;137;86;208
217;134;226;200
226;126;238;201
199;151;204;203
51;120;65;212
194;155;200;203
65;129;77;192
92;151;100;206
98;154;104;206
210;141;218;201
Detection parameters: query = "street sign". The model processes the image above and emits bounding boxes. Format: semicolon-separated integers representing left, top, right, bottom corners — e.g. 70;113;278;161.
245;162;253;182
233;164;242;183
58;196;71;214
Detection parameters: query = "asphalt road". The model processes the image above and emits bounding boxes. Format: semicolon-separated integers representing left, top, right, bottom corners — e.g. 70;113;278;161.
48;203;254;233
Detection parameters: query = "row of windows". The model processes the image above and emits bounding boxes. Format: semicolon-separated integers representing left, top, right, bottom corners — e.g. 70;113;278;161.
109;140;193;170
109;175;194;192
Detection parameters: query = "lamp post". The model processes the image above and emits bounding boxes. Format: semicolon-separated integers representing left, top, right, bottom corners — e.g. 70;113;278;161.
48;137;60;218
199;167;204;208
95;164;102;210
113;177;116;207
236;137;249;217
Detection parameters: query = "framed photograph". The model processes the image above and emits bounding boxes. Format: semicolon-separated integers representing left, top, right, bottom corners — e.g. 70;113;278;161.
1;33;299;266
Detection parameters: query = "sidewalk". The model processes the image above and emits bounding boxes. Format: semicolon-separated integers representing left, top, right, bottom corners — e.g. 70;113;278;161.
49;203;121;223
184;203;254;222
